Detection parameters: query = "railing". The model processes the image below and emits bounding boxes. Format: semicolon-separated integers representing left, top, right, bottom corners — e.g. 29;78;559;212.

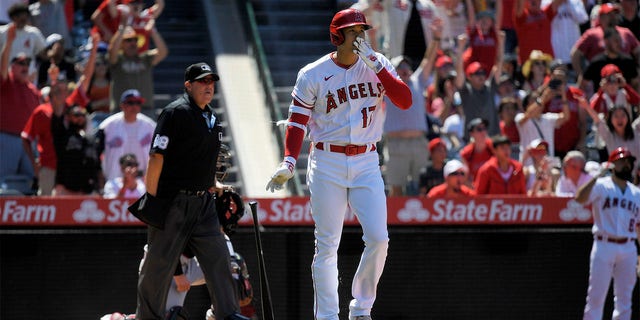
239;0;304;196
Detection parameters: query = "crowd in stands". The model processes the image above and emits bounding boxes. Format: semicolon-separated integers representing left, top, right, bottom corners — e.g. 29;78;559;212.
350;0;640;197
0;0;165;196
0;0;639;198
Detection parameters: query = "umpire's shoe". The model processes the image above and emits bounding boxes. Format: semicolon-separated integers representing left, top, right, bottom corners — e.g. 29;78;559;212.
224;313;250;320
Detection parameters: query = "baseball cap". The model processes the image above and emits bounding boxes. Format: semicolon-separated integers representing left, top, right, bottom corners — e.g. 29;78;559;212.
428;138;446;153
46;33;63;48
599;3;619;15
608;147;636;163
184;62;220;82
390;55;413;69
467;118;489;132
11;52;31;64
435;55;453;69
600;64;621;78
528;138;549;151
120;89;145;104
443;159;467;178
465;62;485;77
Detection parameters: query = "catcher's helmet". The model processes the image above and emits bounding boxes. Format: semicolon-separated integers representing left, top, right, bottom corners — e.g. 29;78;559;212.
608;147;637;163
329;8;371;46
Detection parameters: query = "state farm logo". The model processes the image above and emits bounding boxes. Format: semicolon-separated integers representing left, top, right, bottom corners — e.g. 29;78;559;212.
559;200;591;222
398;199;430;222
73;200;105;223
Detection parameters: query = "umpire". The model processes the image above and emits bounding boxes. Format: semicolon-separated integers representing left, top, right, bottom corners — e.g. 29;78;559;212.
134;62;248;320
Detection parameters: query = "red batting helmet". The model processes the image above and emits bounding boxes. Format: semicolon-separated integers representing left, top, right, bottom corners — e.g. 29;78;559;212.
329;8;371;46
608;147;636;163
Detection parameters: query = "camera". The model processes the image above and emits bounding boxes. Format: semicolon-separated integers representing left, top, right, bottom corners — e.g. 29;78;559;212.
548;78;562;90
606;75;620;84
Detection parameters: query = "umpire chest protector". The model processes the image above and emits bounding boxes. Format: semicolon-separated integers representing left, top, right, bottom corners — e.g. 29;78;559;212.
152;93;222;197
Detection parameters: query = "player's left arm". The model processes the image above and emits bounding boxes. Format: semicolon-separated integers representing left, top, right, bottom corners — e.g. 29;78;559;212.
353;38;412;109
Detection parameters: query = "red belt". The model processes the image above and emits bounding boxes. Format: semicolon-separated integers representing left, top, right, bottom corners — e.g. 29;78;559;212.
315;142;375;156
595;235;634;244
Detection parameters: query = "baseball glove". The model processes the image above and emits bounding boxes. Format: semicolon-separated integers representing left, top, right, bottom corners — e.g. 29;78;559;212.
216;190;245;235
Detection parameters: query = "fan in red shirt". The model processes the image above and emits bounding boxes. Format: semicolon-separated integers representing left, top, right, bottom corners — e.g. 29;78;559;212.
463;10;499;76
474;135;527;194
514;0;554;64
426;159;476;197
460;118;494;184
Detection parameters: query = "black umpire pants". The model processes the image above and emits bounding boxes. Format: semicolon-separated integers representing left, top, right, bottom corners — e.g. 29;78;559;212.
136;192;239;319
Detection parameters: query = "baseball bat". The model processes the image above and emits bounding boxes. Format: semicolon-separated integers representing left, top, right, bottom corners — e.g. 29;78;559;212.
249;201;275;320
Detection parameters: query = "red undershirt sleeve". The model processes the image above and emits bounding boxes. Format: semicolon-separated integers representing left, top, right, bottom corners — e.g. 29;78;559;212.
377;68;412;110
283;108;310;161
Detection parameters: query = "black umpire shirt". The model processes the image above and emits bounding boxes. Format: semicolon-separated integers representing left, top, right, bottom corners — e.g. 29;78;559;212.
150;93;222;197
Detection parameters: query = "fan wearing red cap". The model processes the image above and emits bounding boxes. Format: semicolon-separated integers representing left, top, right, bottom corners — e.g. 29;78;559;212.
587;62;639;116
418;138;448;196
571;3;639;80
575;146;640;320
580;27;639;93
454;33;506;140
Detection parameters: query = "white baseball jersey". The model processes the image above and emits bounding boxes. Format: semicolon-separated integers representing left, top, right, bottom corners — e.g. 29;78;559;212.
291;52;396;145
585;177;640;238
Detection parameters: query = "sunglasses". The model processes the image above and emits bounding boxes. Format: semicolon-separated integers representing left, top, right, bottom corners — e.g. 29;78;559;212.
71;112;86;117
124;100;142;106
449;171;465;176
473;126;486;132
194;77;215;84
13;60;30;66
123;38;137;43
532;61;546;66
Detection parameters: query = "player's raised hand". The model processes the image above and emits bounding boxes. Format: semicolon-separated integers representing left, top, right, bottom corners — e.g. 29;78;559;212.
266;159;295;192
353;37;383;73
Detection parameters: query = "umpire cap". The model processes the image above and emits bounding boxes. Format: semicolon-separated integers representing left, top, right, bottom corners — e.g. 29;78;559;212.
185;62;220;82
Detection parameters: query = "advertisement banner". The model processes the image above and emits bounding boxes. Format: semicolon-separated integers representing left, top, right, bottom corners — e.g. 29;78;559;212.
0;196;593;227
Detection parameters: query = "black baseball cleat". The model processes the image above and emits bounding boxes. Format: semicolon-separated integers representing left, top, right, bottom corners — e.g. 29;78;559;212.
223;313;250;320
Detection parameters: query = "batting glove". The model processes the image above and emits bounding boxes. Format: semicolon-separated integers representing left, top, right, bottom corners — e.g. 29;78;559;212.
266;158;295;192
353;37;383;73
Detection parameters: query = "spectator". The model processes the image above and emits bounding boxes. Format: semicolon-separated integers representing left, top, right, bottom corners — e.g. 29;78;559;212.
542;66;588;159
379;0;441;66
495;0;518;54
28;0;72;51
474;134;527;194
418;137;447;196
619;0;639;41
459;118;494;184
96;89;156;182
462;9;499;76
522;139;556;196
515;85;570;164
1;47;40;193
0;3;46;67
103;153;145;198
426;159;476;196
497;97;521;159
571;3;640;91
521;49;553;93
555;150;592;196
91;0;128;44
37;33;77;88
495;73;525;106
426;54;455;114
439;0;468;51
514;0;554;65
589;64;639;119
51;104;102;195
454;32;505;140
583;104;640;176
86;52;111;114
125;0;165;53
430;69;459;121
542;0;588;65
581;28;639;93
108;23;168;117
440;91;465;152
501;53;524;89
0;0;24;25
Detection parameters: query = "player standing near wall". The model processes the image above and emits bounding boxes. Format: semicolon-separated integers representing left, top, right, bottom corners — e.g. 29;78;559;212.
266;8;411;320
575;147;640;320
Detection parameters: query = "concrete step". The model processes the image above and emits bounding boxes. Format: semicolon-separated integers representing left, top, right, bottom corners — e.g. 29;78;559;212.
257;25;328;42
252;0;335;11
263;40;333;55
254;11;332;26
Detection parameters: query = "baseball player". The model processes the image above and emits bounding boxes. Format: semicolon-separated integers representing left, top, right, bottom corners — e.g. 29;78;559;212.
575;147;640;320
265;8;411;320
